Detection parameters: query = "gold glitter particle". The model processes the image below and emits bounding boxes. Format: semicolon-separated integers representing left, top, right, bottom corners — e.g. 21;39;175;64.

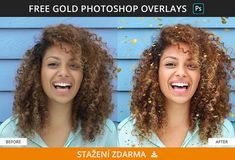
147;98;152;104
229;112;234;117
221;17;229;24
157;17;162;21
131;38;137;44
221;20;226;24
224;29;230;32
203;54;207;58
209;107;214;111
117;68;122;73
208;35;214;39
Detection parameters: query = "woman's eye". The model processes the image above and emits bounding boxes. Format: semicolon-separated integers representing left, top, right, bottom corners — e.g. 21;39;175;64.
69;64;80;70
165;63;176;68
187;64;198;70
47;63;58;68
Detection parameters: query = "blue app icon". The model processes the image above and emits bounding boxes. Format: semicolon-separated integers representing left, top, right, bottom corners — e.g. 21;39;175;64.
193;3;204;14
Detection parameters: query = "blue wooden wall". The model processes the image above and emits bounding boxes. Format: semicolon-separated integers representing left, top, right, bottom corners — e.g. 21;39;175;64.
0;17;235;131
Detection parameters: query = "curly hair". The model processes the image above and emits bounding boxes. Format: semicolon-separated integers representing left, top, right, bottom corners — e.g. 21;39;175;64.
131;24;234;143
13;24;116;141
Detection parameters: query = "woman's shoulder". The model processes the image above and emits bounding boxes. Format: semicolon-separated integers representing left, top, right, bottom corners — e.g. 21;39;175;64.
117;116;135;131
95;118;117;147
0;116;19;137
117;116;145;147
221;118;234;137
103;118;117;133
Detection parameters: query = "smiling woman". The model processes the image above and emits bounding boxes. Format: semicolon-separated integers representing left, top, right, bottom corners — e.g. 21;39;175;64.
158;43;200;106
0;24;117;147
41;44;83;107
118;24;235;147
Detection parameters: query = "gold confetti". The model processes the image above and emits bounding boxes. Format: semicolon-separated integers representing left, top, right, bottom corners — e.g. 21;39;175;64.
131;38;137;44
224;29;230;32
221;17;229;24
157;17;162;21
117;68;122;73
229;113;234;117
209;107;214;111
117;26;123;29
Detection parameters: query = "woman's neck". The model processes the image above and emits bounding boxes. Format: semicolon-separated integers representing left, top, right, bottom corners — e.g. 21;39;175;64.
46;101;73;128
164;101;190;128
39;101;73;147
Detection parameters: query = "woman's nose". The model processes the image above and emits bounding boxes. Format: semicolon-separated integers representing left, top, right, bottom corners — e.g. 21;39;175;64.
175;66;186;78
58;66;70;77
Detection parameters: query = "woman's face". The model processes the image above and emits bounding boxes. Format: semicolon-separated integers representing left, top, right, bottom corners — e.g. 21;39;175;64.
158;43;200;106
41;43;83;106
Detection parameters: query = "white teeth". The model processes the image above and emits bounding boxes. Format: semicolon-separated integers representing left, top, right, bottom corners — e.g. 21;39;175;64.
171;82;189;87
54;83;71;87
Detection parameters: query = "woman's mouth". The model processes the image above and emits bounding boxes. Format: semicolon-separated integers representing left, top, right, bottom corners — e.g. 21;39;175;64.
53;82;72;94
54;82;71;89
170;82;189;94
